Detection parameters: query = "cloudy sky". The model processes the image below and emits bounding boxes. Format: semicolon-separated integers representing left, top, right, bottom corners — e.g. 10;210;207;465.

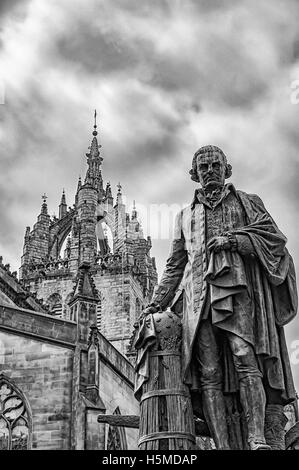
1;0;299;385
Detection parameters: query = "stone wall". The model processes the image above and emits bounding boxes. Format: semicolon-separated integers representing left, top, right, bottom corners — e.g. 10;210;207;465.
0;331;73;449
27;269;147;354
29;277;76;319
0;303;140;450
93;272;144;354
97;333;139;449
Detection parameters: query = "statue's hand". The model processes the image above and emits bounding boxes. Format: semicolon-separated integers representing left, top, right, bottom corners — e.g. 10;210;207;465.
138;304;160;323
207;235;231;253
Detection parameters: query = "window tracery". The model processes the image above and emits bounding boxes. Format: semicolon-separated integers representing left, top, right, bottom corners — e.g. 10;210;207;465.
0;377;31;450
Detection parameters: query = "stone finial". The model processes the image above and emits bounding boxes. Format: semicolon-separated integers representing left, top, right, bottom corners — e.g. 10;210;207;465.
59;189;67;219
60;189;66;205
116;183;123;205
41;193;48;215
105;181;112;199
131;200;138;220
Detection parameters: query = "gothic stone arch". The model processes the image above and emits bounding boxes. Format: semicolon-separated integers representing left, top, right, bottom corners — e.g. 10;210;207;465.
49;211;74;259
46;293;63;317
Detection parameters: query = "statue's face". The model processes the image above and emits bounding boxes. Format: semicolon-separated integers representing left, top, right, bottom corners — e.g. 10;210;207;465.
196;151;226;190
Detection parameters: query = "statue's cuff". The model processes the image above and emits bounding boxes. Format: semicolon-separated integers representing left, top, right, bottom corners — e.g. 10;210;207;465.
225;232;238;251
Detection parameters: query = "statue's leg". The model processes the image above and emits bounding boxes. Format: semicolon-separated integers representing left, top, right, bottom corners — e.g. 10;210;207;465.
227;333;271;450
195;320;230;450
264;388;288;450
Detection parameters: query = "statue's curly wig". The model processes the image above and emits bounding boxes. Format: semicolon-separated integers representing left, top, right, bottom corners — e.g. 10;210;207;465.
189;145;232;182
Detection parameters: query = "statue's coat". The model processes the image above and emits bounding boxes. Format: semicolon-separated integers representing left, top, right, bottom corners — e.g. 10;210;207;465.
148;185;297;405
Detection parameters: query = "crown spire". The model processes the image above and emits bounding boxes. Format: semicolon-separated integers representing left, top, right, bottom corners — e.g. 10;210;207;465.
85;110;104;193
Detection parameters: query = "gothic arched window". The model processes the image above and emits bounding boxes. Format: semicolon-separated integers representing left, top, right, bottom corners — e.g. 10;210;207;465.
0;375;31;450
107;407;127;450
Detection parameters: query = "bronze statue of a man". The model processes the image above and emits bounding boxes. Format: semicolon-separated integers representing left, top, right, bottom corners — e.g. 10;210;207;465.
142;145;297;450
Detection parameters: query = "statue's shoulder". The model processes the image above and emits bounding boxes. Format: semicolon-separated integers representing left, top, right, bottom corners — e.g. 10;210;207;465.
236;189;265;208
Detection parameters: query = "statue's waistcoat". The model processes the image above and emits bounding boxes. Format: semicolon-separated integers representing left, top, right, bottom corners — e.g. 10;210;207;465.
178;189;247;375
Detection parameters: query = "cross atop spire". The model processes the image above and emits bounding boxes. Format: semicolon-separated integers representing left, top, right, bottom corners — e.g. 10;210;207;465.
93;109;98;136
86;109;102;159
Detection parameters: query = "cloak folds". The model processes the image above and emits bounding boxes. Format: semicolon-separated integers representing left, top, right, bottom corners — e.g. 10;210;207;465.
135;187;298;406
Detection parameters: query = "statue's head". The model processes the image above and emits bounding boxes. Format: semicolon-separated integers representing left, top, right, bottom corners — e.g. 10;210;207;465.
189;145;232;190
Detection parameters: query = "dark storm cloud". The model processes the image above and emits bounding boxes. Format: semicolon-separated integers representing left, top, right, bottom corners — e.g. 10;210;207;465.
109;0;173;15
0;0;29;17
188;0;238;13
56;24;140;75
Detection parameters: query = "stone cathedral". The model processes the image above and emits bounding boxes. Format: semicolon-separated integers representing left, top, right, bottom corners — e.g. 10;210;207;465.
0;115;158;450
19;116;157;355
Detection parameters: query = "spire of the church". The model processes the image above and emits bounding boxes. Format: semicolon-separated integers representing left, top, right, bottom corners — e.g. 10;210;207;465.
59;189;67;219
85;110;104;198
89;109;101;158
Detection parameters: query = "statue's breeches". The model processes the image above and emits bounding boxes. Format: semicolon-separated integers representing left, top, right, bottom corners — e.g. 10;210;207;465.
194;318;262;392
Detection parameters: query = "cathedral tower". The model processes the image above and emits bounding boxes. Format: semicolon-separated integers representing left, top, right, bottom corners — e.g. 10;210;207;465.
19;112;158;354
